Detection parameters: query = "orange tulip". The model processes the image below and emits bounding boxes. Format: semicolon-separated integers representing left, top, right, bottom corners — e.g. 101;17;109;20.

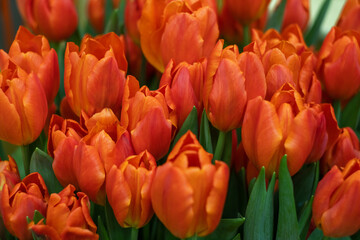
64;32;128;117
0;26;59;105
281;0;309;31
16;0;78;41
88;0;121;33
224;0;270;25
245;25;322;102
321;127;360;174
48;114;87;189
121;76;177;160
30;185;98;240
1;173;49;240
0;156;20;194
242;86;331;178
160;59;206;128
0;65;48;145
138;0;219;72
337;0;360;32
106;151;156;228
50;109;134;205
313;159;360;237
317;27;360;100
151;131;229;238
203;40;266;132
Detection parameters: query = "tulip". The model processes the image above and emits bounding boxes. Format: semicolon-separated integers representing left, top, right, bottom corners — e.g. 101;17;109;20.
121;76;177;160
48;114;87;189
30;185;98;240
242;86;333;178
50;109;134;205
160;59;206;128
0;66;48;145
0;26;59;105
88;0;121;33
203;40;266;132
321;127;360;174
313;159;360;237
106;151;156;228
225;0;270;25
151;131;229;238
0;156;20;193
317;27;360;100
245;25;322;102
125;0;146;44
337;0;360;32
1;173;49;240
64;32;128;117
16;0;78;41
138;0;218;72
281;0;309;31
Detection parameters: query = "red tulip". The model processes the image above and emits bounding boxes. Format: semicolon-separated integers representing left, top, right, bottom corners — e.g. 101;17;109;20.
1;173;49;240
16;0;78;41
106;151;156;228
313;159;360;237
151;131;229;238
64;32;128;117
317;27;360;100
88;0;121;33
337;0;360;32
282;0;309;31
138;0;218;72
225;0;270;25
203;40;266;131
160;59;206;128
121;76;177;160
30;185;98;240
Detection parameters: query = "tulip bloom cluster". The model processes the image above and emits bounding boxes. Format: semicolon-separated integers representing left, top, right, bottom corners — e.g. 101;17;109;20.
1;0;360;239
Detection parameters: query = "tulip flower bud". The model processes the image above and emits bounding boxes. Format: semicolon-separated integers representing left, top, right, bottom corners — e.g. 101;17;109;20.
281;0;309;31
160;59;206;128
151;131;229;238
313;159;360;237
106;151;156;228
0;156;20;194
321;127;360;174
64;32;128;117
30;185;98;240
203;40;266;132
0;67;48;145
16;0;78;41
1;173;49;240
121;76;177;160
317;27;360;100
125;0;145;44
242;85;333;178
337;0;360;32
0;26;60;105
138;0;219;72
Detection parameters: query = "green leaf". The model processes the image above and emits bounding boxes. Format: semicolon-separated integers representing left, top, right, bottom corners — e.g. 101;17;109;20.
33;210;46;224
98;216;110;240
0;141;6;160
352;230;360;240
171;106;198;148
307;228;323;240
237;168;248;217
293;162;318;209
76;0;89;37
277;155;299;240
104;0;113;30
298;196;314;240
104;0;126;34
29;148;63;194
265;0;287;31
232;233;241;240
305;0;331;46
199;218;245;240
222;170;240;218
340;92;360;129
200;110;213;153
244;168;275;240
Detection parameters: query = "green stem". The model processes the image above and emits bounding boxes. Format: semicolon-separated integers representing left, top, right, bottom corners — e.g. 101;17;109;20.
333;100;342;124
214;131;226;162
139;53;147;86
242;24;251;47
130;227;139;240
21;144;30;176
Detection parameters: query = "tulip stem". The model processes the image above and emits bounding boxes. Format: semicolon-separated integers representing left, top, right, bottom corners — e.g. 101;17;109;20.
214;131;226;162
242;24;251;47
21;144;30;177
130;227;138;240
